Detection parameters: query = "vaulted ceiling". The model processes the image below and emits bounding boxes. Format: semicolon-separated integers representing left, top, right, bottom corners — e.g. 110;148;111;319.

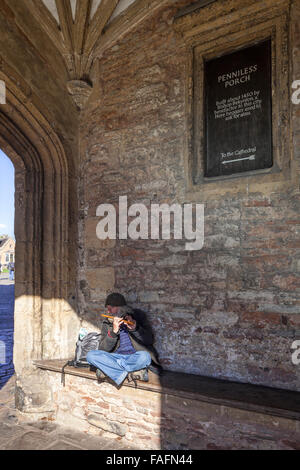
19;0;174;108
25;0;137;80
25;0;174;82
0;0;181;110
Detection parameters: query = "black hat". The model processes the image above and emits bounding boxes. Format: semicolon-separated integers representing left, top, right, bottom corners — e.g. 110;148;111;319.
105;292;127;307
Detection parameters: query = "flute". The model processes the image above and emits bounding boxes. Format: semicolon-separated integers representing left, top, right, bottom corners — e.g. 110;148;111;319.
101;314;135;326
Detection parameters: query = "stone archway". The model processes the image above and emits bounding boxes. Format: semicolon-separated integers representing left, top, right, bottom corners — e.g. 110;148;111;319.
0;69;79;414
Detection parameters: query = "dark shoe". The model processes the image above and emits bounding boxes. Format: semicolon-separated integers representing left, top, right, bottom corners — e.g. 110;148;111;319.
149;363;163;376
127;368;149;383
95;369;122;389
96;369;106;381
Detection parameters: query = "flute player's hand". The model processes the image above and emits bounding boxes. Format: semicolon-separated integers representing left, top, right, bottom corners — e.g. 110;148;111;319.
113;316;124;334
125;315;136;330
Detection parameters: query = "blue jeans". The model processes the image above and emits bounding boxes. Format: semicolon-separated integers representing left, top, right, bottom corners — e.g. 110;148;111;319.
9;271;14;280
86;350;151;386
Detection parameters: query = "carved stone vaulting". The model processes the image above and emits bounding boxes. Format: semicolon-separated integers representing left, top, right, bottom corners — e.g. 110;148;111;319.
20;0;171;108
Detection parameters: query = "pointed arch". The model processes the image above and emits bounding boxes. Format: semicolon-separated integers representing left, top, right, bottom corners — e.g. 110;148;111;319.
0;67;77;383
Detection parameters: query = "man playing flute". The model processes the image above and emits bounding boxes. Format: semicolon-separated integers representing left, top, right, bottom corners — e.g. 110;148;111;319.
86;292;162;386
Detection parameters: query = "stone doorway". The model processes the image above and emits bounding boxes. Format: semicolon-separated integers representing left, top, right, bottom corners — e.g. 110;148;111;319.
0;150;15;388
0;70;78;413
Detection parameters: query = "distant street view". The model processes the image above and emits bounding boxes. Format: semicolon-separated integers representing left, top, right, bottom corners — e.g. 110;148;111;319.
0;272;15;389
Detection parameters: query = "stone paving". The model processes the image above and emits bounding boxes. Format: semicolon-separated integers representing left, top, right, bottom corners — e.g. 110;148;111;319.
0;376;134;450
0;275;134;450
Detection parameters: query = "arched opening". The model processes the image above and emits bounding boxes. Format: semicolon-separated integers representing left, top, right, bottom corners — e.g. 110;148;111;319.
0;150;15;388
0;68;79;411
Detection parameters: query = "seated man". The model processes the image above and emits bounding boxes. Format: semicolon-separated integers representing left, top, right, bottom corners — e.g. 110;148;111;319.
86;293;162;386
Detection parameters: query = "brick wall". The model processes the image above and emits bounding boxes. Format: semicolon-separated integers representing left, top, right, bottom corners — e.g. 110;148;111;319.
78;0;300;392
43;371;300;450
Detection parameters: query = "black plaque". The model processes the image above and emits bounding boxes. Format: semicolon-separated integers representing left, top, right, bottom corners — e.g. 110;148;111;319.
204;40;273;178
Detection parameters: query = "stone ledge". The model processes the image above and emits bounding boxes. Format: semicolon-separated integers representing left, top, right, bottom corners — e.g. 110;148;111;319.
33;359;300;421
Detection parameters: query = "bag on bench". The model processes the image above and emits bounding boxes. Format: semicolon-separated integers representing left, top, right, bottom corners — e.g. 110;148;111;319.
61;330;101;386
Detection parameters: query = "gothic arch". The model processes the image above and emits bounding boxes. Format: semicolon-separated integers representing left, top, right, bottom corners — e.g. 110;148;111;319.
0;67;78;392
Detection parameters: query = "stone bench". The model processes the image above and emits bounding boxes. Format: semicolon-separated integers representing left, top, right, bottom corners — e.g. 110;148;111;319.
33;359;300;450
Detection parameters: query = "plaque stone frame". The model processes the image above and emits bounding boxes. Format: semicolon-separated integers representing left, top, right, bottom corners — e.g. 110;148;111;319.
174;0;293;199
203;39;273;179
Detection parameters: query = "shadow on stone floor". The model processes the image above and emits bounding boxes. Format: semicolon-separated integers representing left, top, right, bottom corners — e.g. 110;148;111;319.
0;376;135;450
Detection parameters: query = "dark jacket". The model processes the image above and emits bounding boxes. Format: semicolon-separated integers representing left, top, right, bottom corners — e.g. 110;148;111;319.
99;308;162;374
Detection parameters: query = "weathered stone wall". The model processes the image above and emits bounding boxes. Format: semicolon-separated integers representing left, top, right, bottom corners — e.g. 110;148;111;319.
0;1;82;412
78;0;300;392
31;370;300;450
0;1;80;343
0;0;82;364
